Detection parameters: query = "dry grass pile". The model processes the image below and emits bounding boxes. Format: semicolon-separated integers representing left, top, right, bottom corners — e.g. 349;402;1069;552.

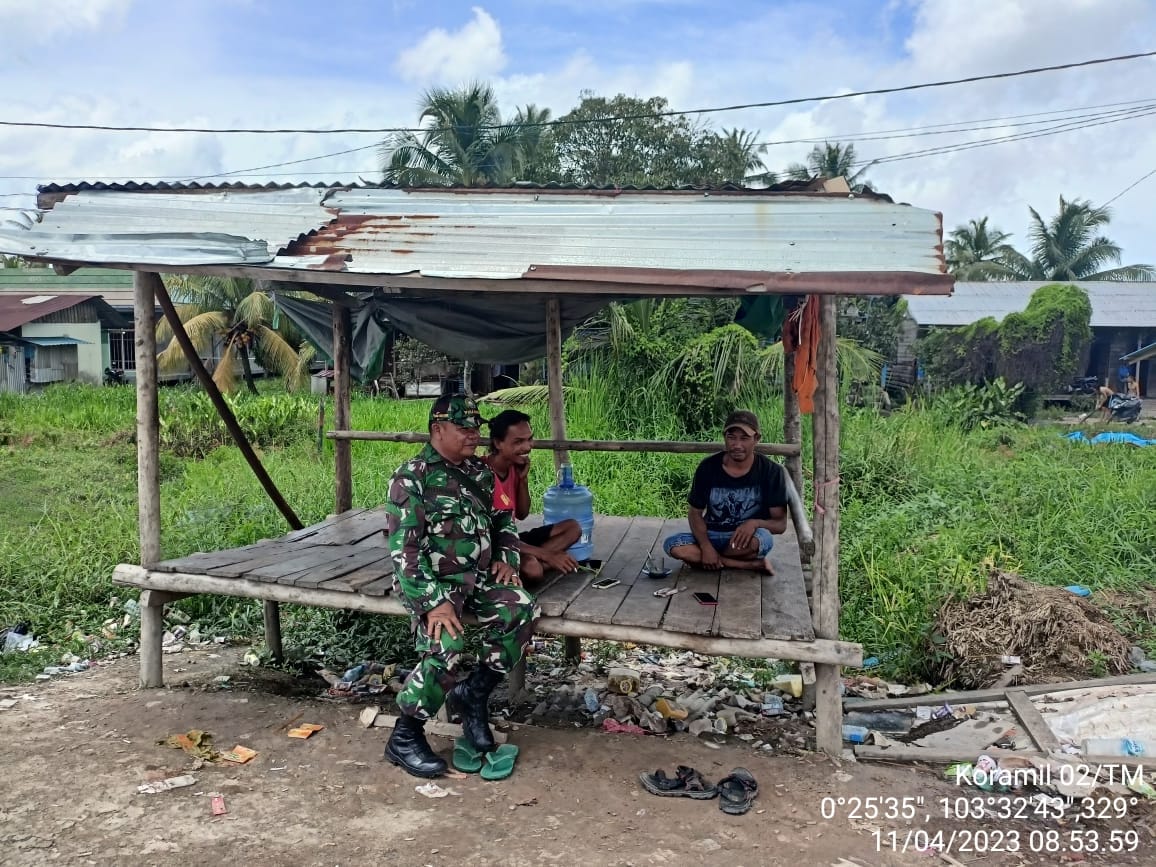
934;571;1132;688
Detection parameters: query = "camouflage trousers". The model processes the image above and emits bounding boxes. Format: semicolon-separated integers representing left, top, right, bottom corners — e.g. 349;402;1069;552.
396;574;539;720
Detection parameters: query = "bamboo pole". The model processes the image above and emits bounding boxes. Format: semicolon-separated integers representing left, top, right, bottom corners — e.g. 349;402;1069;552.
544;298;580;663
133;272;161;568
333;305;353;514
327;432;800;457
112;565;864;666
811;295;843;756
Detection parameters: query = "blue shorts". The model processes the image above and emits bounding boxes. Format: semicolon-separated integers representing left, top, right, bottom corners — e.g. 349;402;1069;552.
663;528;774;559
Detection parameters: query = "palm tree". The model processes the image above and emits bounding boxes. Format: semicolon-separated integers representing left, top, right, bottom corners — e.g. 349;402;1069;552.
717;127;769;185
998;196;1154;281
511;103;558;183
785;142;873;191
945;217;1021;280
381;83;527;186
157;276;308;394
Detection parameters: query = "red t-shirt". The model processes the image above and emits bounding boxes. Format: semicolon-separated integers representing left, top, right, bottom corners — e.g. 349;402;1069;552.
490;464;518;513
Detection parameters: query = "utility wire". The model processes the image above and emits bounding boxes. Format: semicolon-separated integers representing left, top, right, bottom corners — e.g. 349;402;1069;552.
1103;167;1156;206
0;50;1152;135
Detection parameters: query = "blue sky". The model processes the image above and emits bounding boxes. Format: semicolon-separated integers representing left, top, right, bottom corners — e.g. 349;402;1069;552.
1;0;1154;264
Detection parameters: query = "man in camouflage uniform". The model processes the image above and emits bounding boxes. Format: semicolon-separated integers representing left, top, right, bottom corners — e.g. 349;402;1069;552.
384;393;538;778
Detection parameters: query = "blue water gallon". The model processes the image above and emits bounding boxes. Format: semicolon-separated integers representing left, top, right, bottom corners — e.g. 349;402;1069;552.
542;462;595;561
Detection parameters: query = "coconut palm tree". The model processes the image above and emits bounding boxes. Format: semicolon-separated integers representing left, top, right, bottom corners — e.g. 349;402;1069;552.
156;276;308;394
785;141;873;191
997;196;1154;281
716;127;770;185
381;83;528;186
945;217;1021;280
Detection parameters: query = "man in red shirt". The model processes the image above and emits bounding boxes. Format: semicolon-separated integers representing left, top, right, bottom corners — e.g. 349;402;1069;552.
485;410;582;585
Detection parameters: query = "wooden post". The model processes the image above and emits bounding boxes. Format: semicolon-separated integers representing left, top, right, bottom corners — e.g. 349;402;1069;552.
545;298;580;661
782;345;804;497
333;304;353;514
134;272;161;568
139;588;187;688
811;295;843;756
545;298;569;470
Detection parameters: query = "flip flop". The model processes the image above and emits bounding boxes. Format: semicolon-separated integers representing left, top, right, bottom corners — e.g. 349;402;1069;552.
479;743;519;781
638;765;718;799
452;737;485;773
717;767;759;815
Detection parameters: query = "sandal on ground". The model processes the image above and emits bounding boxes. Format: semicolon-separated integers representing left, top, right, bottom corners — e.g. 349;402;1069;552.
480;743;519;781
453;737;485;773
638;765;718;799
717;767;759;815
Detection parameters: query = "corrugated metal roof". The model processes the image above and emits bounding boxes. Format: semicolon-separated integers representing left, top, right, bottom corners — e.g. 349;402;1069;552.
0;267;135;307
0;293;101;331
23;335;91;346
0;184;949;296
905;282;1156;328
1122;340;1156;363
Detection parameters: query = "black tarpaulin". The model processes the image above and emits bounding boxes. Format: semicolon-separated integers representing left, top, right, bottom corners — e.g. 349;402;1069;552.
272;288;613;381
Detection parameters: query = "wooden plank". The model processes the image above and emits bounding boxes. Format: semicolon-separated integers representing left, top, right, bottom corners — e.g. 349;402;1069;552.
660;564;721;635
535;514;631;617
248;547;351;583
761;521;815;641
545;298;569;469
353;531;388;548
333;304;353;513
306;508;386;545
611;517;687;629
1005;690;1062;752
562;517;664;623
358;574;398;596
202;543;307;578
843;673;1156;712
278;508;370;543
152;541;274;573
291;548;390;589
325;560;395;592
714;569;763;639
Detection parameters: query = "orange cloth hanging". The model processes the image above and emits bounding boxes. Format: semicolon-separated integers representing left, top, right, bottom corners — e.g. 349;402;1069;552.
781;296;821;414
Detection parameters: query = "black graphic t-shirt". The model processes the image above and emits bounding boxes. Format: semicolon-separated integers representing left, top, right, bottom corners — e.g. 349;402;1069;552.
688;453;787;532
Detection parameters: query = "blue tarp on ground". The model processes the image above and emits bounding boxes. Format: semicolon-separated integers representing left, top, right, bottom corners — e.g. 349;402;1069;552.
1066;431;1156;446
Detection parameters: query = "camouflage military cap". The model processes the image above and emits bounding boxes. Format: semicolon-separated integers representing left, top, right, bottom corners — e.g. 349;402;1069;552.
430;393;484;429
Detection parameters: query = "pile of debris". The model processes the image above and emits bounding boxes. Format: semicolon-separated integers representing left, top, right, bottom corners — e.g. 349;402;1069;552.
519;643;814;752
935;571;1132;688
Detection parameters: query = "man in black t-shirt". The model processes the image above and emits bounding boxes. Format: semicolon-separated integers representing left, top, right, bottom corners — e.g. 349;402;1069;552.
662;410;788;573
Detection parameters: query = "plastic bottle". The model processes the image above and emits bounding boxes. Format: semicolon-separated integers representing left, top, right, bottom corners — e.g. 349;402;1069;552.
543;462;594;561
841;724;870;744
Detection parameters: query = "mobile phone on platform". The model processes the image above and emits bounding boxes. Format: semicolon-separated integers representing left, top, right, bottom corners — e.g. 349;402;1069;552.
591;577;619;590
693;591;718;606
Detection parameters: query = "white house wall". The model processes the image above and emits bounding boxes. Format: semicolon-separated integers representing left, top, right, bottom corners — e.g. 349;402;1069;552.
21;321;103;383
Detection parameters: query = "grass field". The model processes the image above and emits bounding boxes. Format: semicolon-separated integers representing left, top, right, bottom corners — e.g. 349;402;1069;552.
2;383;1154;682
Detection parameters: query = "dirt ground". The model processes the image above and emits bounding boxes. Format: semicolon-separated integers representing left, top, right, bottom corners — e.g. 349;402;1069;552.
2;649;1154;867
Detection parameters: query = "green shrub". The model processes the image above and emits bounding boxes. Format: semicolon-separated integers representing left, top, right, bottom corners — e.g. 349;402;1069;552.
159;391;313;458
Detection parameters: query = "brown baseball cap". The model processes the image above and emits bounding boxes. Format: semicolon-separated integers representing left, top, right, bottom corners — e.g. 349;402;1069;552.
724;410;760;437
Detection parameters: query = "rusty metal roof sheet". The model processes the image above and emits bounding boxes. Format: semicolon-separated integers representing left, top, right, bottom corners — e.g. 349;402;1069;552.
0;292;101;331
0;184;950;296
906;281;1156;328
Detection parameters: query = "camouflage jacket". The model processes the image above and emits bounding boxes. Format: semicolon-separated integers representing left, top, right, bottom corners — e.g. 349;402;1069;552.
384;443;521;614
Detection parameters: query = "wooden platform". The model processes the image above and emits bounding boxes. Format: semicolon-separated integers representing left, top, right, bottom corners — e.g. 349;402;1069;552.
113;509;860;668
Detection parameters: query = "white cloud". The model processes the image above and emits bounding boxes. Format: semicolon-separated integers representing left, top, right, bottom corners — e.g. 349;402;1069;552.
0;0;133;47
395;6;507;86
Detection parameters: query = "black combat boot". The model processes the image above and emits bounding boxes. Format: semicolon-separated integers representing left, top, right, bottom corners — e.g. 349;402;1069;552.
445;665;502;753
385;714;447;778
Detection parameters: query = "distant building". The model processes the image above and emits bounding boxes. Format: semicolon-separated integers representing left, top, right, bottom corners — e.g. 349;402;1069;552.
903;282;1156;397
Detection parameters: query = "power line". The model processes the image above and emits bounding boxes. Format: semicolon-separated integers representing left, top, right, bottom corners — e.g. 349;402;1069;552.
862;105;1156;166
1104;167;1156;206
0;50;1153;136
185;98;1156;183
